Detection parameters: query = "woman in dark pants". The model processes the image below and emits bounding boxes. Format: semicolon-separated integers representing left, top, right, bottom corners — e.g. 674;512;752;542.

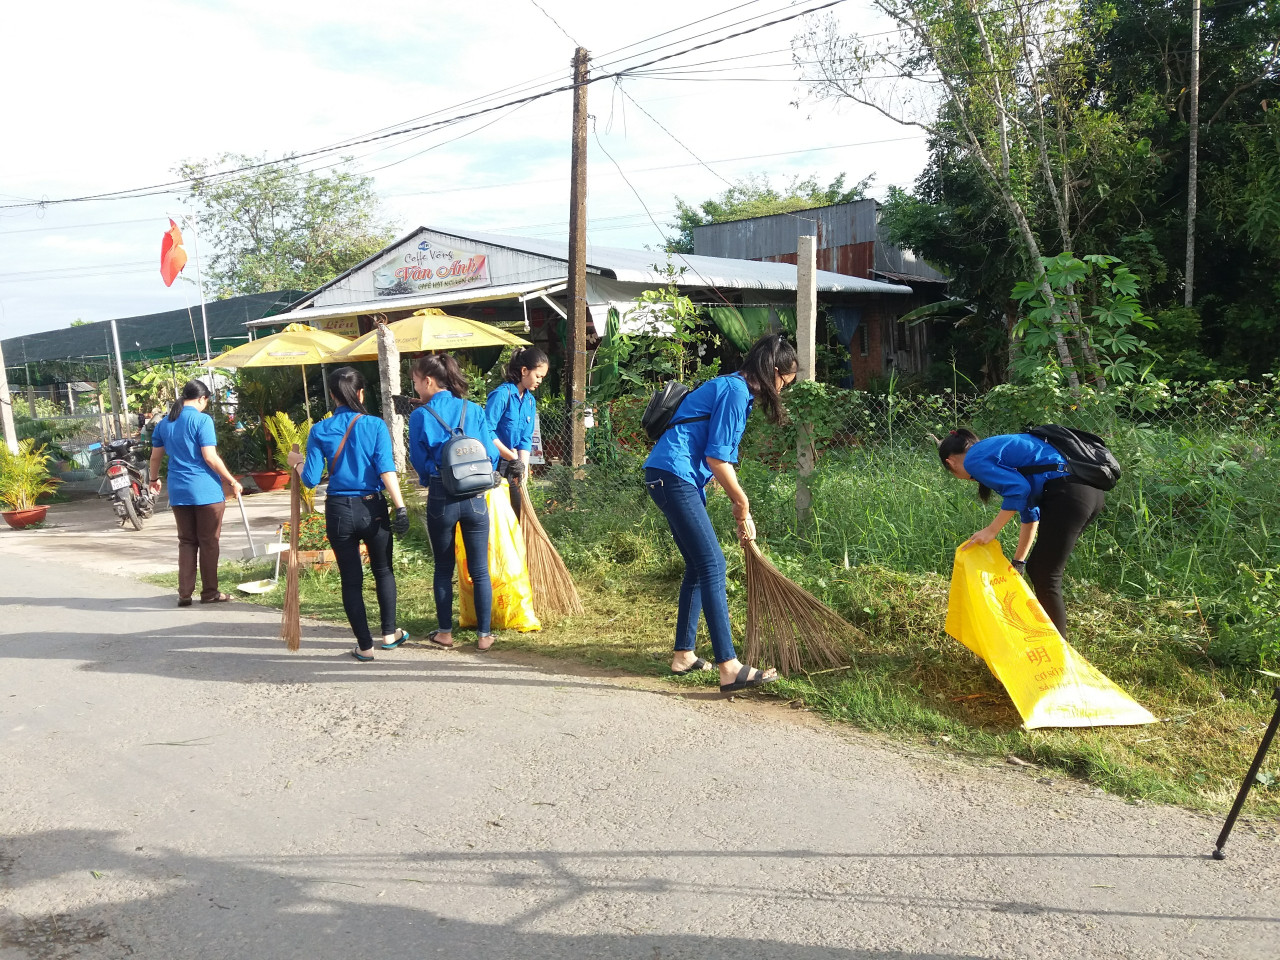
408;353;501;652
290;367;410;662
488;346;548;521
644;333;797;694
938;429;1106;637
148;379;242;606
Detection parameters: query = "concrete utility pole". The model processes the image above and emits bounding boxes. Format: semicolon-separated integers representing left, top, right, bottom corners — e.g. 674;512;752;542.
375;322;405;473
795;235;818;527
1185;0;1201;307
110;319;130;434
0;340;18;454
566;45;590;470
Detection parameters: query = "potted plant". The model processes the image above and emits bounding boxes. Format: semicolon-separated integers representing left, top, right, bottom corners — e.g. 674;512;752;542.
0;439;60;529
253;412;313;494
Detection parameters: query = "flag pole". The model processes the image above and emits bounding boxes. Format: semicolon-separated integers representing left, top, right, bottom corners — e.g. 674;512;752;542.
184;216;213;368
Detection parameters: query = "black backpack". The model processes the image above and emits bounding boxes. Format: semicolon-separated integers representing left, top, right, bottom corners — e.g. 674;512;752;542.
423;402;495;499
641;381;710;442
1020;423;1122;491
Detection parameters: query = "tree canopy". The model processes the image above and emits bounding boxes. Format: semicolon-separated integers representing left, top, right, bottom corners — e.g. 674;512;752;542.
176;154;398;299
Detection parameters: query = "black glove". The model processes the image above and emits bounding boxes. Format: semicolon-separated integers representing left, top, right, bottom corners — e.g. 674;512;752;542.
392;506;410;536
508;460;526;481
1011;559;1027;575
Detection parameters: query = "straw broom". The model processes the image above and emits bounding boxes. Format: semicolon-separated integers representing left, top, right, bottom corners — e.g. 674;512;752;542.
742;535;855;677
518;481;584;617
280;444;302;651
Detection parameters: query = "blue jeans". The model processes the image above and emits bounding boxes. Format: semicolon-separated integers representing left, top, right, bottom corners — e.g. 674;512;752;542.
326;494;396;651
426;479;492;635
644;468;737;664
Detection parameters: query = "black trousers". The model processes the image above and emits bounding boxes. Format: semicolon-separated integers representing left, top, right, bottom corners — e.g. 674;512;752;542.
325;494;396;650
1026;478;1105;638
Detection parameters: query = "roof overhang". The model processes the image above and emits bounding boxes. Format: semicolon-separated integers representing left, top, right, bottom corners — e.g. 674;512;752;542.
247;280;566;330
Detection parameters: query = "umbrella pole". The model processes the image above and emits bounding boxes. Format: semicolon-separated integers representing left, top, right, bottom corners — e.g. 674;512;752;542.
301;365;310;418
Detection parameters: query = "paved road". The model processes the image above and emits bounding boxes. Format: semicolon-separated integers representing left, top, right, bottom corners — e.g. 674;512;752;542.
1;545;1278;958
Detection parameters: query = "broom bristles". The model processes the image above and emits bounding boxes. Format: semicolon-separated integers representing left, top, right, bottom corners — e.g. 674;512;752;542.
743;538;857;677
280;447;302;651
519;483;584;617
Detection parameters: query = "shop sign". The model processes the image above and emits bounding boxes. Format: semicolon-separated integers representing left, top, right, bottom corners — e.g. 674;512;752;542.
373;239;491;297
313;315;359;338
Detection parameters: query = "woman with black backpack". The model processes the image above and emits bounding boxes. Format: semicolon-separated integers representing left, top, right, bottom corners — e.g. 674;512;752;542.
937;429;1106;638
408;353;501;652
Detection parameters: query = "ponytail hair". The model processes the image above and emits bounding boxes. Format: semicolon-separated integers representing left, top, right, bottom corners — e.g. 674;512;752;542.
412;352;469;398
168;378;211;422
505;346;549;385
936;428;992;503
739;333;798;425
327;366;368;415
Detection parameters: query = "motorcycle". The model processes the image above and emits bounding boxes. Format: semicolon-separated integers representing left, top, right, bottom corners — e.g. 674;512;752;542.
102;437;155;531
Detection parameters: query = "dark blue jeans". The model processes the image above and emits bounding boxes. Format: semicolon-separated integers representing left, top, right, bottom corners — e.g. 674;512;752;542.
644;468;737;664
426;479;492;635
325;494;396;651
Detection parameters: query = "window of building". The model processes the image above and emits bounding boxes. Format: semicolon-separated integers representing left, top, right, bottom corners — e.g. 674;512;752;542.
859;322;870;357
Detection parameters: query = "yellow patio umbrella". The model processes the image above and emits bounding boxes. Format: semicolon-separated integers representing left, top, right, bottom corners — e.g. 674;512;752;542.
328;308;529;361
214;323;352;410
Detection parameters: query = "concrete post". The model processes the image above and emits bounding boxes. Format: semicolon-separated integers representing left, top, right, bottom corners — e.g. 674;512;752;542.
0;340;18;454
376;323;405;473
796;234;818;527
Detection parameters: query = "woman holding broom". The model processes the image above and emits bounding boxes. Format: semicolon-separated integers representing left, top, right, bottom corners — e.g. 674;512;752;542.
644;333;797;694
148;379;242;607
286;367;411;662
408;353;501;652
487;346;548;521
937;429;1105;638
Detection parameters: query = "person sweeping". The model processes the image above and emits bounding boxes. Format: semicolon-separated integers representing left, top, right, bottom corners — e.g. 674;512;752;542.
487;346;548;521
644;333;796;694
409;353;501;652
288;367;411;662
937;428;1105;638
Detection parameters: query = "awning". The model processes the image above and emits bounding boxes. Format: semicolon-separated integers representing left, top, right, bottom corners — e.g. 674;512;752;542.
247;280;566;330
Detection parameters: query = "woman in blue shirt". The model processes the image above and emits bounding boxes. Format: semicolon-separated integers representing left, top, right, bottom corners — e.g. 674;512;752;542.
487;346;548;521
409;353;501;652
644;333;797;694
288;367;411;662
147;379;242;606
938;428;1106;637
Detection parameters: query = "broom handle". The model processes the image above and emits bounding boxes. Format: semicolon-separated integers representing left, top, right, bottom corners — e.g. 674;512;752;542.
289;444;301;555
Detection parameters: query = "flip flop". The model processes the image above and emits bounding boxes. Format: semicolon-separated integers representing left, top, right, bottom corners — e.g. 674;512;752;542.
200;593;234;604
177;597;192;607
476;634;496;652
719;664;777;695
671;657;712;675
350;648;374;662
426;630;454;650
380;628;411;650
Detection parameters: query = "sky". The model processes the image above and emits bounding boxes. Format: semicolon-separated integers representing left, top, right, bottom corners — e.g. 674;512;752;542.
0;0;928;340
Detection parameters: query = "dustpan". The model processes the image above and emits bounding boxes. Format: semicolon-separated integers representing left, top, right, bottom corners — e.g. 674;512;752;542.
238;526;285;594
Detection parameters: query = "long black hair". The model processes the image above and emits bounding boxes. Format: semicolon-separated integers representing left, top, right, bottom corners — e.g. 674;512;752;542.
937;428;992;503
739;333;797;425
505;346;549;385
167;379;211;422
327;366;368;414
412;352;469;398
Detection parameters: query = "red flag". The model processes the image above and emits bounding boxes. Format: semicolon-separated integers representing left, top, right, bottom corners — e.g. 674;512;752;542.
160;218;188;287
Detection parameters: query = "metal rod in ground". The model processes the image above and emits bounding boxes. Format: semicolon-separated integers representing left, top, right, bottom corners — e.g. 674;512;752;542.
1213;686;1280;860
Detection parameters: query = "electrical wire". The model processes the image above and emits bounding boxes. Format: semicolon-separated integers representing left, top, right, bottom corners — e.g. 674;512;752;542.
528;0;581;47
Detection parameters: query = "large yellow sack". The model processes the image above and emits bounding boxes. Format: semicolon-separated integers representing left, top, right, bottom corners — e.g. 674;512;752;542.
944;541;1154;729
458;480;541;632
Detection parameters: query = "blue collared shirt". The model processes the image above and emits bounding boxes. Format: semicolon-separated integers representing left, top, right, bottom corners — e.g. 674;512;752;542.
408;392;500;484
644;373;753;491
152;405;223;506
301;407;395;496
486;381;537;455
962;434;1069;523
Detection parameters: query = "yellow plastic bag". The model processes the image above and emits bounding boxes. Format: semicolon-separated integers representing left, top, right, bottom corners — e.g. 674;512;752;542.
944;541;1154;729
458;480;541;632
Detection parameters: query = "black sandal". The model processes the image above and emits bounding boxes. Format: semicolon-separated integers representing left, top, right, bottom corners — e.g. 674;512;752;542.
426;630;454;650
719;665;777;695
200;592;233;604
672;657;712;676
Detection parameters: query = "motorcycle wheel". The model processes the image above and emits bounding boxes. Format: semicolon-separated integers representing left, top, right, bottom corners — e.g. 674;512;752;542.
121;493;143;531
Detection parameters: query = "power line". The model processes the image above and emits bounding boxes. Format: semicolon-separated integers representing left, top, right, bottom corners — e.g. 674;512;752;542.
528;0;581;46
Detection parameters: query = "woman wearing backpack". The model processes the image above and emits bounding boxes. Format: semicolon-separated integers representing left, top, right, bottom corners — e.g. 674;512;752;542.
487;346;548;521
937;429;1105;637
287;367;411;662
408;352;501;652
644;333;797;694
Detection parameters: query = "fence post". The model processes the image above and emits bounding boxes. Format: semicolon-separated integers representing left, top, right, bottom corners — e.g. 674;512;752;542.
376;322;406;473
795;235;818;528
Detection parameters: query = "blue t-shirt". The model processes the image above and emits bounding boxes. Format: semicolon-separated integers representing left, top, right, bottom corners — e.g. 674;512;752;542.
963;434;1070;523
301;407;396;496
486;381;537;455
644;373;753;491
152;406;223;506
408;392;499;484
